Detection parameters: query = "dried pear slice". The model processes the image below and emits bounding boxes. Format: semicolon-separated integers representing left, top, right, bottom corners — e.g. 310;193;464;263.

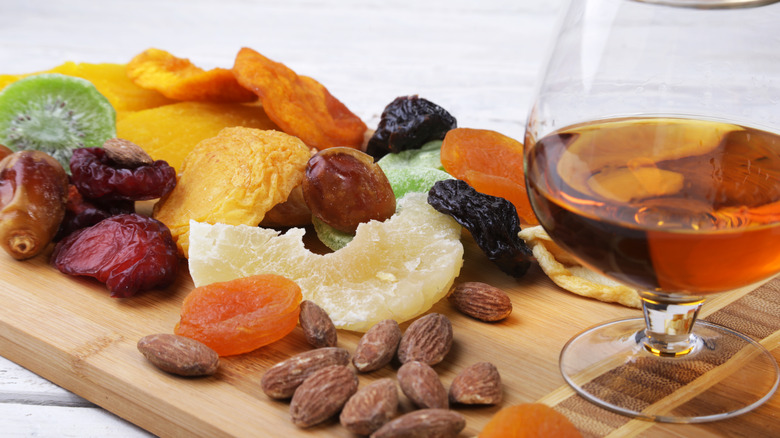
518;226;641;308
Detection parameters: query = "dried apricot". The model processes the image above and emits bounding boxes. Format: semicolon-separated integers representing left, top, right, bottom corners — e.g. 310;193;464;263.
127;48;256;103
479;403;583;438
440;128;537;225
174;274;302;356
232;47;367;150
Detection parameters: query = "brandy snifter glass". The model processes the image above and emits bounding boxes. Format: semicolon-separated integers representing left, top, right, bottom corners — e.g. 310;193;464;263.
524;0;780;422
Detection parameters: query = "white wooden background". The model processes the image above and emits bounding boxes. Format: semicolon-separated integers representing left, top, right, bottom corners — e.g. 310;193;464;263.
0;0;564;436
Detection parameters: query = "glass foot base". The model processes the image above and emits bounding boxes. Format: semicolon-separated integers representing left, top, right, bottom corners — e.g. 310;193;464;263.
559;318;780;423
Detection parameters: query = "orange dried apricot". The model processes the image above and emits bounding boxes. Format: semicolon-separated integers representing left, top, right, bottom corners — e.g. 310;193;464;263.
127;48;257;103
440;128;538;225
232;47;367;150
479;403;583;438
174;274;303;356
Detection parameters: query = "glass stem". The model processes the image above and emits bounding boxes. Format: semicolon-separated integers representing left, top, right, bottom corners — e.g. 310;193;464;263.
639;291;705;357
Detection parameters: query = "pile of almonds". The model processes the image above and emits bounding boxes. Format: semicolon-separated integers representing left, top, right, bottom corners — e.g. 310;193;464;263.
263;297;504;437
136;280;511;437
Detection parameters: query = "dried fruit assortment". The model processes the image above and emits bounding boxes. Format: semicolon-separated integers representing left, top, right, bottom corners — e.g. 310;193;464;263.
0;47;598;437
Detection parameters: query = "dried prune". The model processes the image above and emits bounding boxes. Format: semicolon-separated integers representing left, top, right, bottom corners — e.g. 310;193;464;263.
427;179;532;278
70;147;176;201
54;184;135;241
366;96;457;160
303;147;396;233
52;213;179;297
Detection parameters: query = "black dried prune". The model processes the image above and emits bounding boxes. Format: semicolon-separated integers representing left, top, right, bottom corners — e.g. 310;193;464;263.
70;147;176;201
427;179;533;278
366;95;456;160
52;213;179;298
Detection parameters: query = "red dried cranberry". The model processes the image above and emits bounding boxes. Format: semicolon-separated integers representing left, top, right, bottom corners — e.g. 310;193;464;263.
51;214;179;297
69;148;176;201
54;184;135;241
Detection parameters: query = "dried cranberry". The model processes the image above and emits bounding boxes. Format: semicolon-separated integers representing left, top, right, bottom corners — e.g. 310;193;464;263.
54;184;135;241
70;148;176;201
51;213;179;297
366;95;457;160
427;179;533;278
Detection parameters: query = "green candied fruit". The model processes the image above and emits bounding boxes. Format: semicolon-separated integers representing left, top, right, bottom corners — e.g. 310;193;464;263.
382;166;453;199
376;140;444;171
313;216;357;251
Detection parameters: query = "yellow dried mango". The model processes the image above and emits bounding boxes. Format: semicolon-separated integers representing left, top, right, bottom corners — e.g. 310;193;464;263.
127;48;256;103
0;62;174;119
152;127;312;257
116;101;279;172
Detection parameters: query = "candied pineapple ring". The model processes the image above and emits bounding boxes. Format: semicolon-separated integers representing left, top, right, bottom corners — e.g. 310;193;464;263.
152;127;312;257
187;192;464;332
127;48;257;102
518;226;641;308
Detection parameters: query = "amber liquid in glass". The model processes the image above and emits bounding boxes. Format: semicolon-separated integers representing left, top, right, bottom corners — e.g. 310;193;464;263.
525;116;780;294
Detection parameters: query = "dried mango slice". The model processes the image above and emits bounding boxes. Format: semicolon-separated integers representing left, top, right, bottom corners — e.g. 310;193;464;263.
127;48;257;103
116;101;278;171
232;47;367;150
518;226;641;308
1;62;175;120
152;127;312;257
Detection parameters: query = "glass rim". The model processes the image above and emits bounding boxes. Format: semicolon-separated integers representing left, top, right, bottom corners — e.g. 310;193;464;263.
633;0;780;8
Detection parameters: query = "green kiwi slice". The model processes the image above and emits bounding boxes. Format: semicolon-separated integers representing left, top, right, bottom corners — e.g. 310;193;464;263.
0;73;116;170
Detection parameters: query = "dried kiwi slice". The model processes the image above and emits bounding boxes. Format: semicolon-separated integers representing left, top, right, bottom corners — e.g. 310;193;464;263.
0;73;116;170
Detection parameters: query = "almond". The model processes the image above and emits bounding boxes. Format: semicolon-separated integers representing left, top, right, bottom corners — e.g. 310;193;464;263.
369;408;465;438
449;361;503;405
299;300;338;348
261;347;350;399
353;319;402;372
448;281;512;322
397;361;448;409
397;313;452;365
290;364;358;428
340;378;398;435
103;138;154;168
137;333;219;377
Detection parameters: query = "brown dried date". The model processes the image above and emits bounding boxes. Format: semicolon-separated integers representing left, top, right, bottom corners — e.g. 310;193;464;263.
69;146;176;201
51;213;179;297
302;147;396;234
0;150;69;260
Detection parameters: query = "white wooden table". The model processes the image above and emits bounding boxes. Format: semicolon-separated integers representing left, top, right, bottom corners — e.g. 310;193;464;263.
0;0;563;435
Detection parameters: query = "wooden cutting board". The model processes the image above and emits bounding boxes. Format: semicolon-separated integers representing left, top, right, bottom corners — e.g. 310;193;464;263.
0;224;778;437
